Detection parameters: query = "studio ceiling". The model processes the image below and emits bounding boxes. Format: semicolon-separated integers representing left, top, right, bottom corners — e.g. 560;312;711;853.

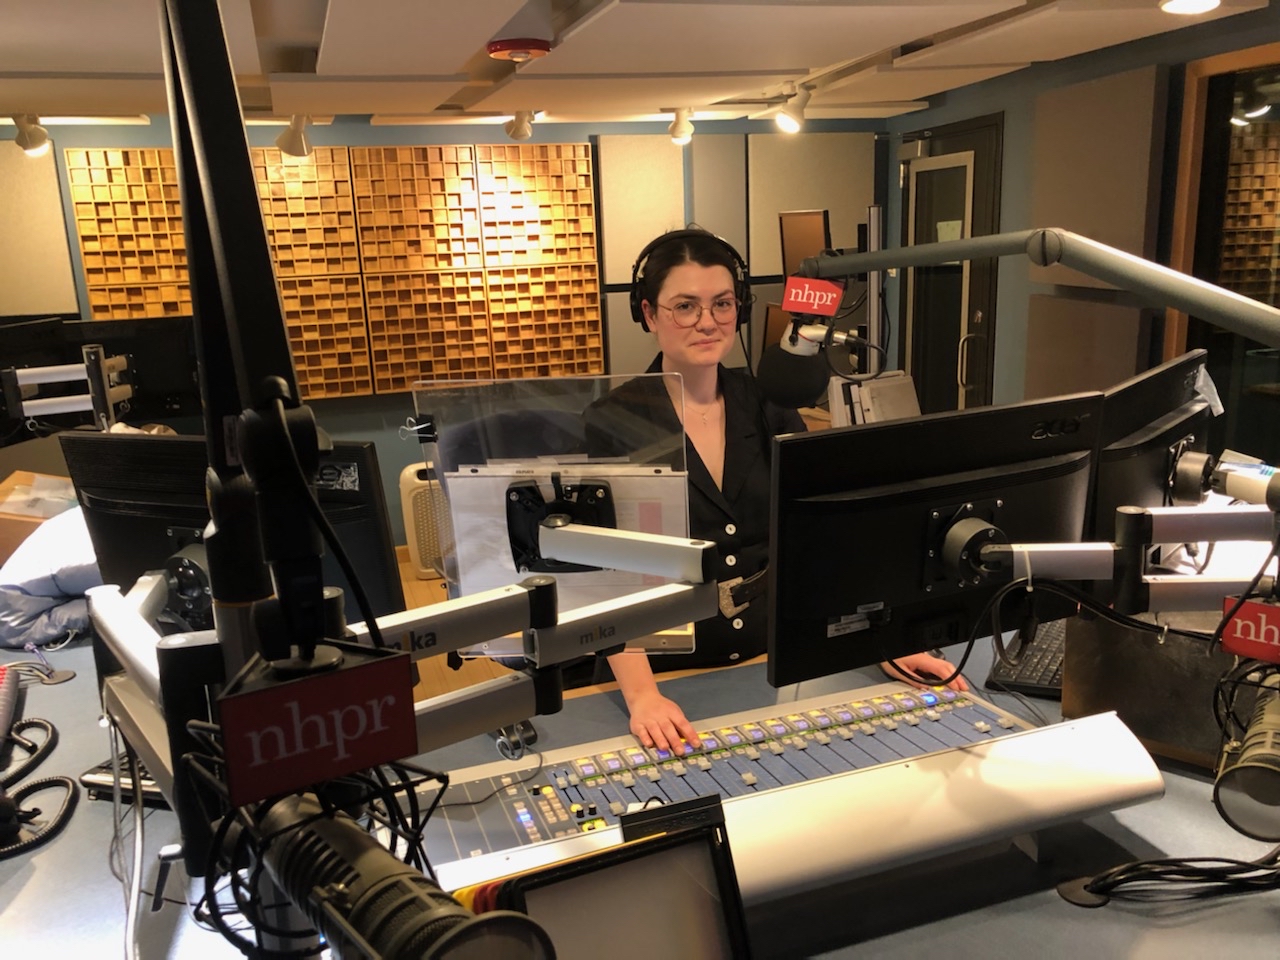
0;0;1269;125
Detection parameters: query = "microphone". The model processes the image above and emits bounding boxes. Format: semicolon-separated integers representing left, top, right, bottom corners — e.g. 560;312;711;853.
757;321;864;408
757;341;830;408
1214;673;1280;841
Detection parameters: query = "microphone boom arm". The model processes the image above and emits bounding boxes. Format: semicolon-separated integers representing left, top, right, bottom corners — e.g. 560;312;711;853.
798;228;1280;349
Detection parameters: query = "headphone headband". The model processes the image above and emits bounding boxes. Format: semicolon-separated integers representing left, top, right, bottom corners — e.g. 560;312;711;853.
629;229;752;331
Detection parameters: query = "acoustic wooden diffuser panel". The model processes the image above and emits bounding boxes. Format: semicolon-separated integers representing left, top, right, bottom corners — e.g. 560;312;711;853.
66;148;191;320
1219;124;1280;306
64;142;603;398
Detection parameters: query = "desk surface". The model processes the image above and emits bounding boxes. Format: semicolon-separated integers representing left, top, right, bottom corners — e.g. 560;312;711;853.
1;639;1276;958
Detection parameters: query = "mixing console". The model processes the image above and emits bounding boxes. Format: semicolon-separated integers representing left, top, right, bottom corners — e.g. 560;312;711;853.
427;685;1021;868
422;680;1163;901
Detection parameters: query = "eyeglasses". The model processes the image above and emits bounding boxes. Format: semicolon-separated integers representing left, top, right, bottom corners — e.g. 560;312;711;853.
656;297;740;327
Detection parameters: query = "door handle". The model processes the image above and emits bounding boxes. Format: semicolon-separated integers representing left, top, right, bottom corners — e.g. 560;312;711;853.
957;333;979;389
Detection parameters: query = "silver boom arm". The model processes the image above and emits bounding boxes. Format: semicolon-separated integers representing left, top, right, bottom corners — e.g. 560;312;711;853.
799;228;1280;348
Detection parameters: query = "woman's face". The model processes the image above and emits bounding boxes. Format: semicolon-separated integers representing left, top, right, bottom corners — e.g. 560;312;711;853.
642;261;738;371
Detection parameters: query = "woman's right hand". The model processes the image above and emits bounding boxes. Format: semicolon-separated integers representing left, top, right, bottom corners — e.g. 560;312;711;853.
626;690;702;755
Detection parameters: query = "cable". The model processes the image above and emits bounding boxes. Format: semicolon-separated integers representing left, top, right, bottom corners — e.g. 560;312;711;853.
438;751;545;809
1211;526;1280;653
269;397;386;650
1065;844;1280;906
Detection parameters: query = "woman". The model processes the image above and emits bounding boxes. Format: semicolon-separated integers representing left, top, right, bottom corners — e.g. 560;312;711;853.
587;228;966;754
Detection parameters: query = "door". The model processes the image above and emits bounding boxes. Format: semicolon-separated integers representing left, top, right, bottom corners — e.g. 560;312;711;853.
905;151;979;412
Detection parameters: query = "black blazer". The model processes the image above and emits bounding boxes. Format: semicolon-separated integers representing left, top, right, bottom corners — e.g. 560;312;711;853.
584;356;806;668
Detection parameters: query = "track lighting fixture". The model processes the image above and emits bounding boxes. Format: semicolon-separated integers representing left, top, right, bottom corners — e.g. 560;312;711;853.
504;110;535;141
275;115;313;157
11;114;50;157
775;84;810;134
669;108;694;145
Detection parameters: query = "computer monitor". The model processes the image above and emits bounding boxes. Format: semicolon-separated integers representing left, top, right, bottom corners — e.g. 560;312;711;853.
59;432;405;625
1091;349;1213;544
767;392;1103;687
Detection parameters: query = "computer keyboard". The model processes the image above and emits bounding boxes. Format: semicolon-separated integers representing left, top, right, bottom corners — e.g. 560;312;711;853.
984;618;1067;700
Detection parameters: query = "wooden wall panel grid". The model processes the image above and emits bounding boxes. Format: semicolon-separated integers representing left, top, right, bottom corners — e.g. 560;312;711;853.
64;142;603;395
351;145;483;273
254;146;361;277
1219;125;1280;306
364;270;493;392
279;273;372;398
476;143;597;267
485;262;603;378
66;148;190;317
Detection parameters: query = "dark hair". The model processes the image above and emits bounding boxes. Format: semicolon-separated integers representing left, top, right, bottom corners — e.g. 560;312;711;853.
637;229;742;306
629;227;751;330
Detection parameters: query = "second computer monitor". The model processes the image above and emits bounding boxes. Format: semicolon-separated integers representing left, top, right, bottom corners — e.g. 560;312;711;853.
767;392;1103;687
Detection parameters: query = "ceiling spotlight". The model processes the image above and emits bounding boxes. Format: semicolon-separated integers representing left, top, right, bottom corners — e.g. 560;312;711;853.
504;110;535;141
669;108;694;145
1158;0;1221;13
487;38;552;62
11;114;50;157
775;84;811;134
275;114;313;157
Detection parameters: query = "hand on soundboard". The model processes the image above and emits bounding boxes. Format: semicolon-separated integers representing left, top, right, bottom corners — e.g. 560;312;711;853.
880;653;969;693
627;691;702;754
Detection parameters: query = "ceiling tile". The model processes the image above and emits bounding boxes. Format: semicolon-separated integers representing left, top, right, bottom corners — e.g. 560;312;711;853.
521;1;1025;76
317;0;527;75
0;77;169;115
0;0;261;75
894;0;1270;69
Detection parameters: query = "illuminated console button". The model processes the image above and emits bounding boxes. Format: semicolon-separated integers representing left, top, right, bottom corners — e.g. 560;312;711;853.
598;753;625;773
850;703;877;720
718;728;746;746
785;714;812;731
893;695;919;711
832;707;856;724
623;747;649;767
937;689;959;702
762;718;791;737
919;691;939;706
651;747;673;762
739;723;767;742
807;710;834;728
698;734;721;752
572;759;598;778
873;700;897;715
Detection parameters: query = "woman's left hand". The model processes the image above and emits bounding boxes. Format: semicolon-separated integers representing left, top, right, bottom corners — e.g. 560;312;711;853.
880;652;969;692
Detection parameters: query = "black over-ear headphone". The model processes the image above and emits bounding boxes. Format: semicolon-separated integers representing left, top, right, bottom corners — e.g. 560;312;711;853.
629;229;752;332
